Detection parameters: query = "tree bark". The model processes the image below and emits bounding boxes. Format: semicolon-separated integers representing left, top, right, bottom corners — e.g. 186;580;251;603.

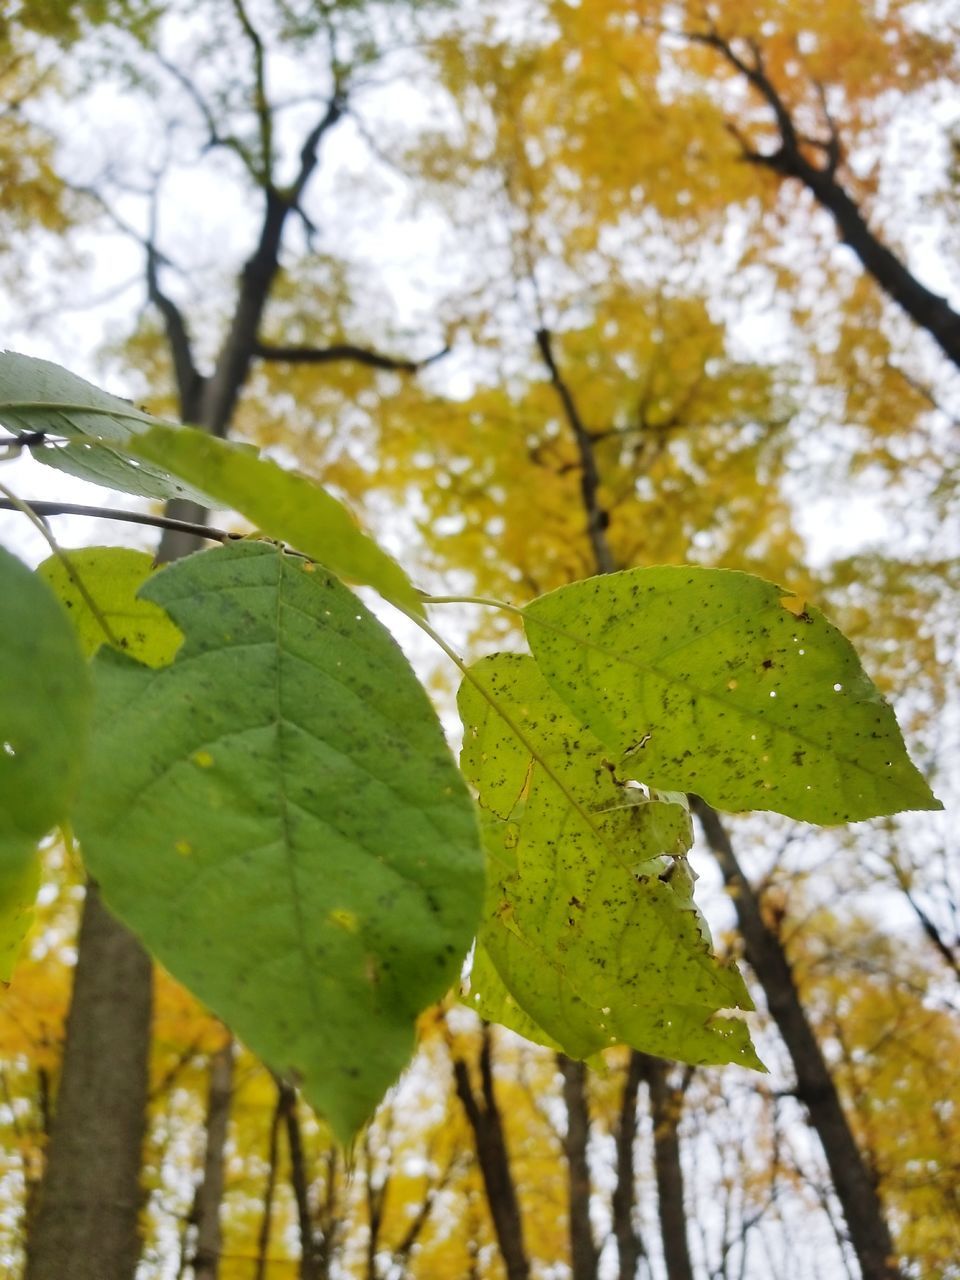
637;1055;694;1280
253;1087;283;1280
24;887;152;1280
451;1025;531;1280
789;157;960;370
191;1039;235;1280
612;1051;645;1280
558;1054;600;1280
281;1083;324;1280
693;798;902;1280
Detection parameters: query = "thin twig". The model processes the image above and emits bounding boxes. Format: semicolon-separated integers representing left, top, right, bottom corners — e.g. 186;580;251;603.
0;499;235;543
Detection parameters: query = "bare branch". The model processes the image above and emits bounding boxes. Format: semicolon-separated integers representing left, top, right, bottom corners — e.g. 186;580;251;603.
286;94;346;208
229;0;274;184
252;339;449;374
890;858;960;982
146;236;204;418
811;77;842;177
152;50;258;177
0;498;235;543
535;327;617;574
656;19;960;369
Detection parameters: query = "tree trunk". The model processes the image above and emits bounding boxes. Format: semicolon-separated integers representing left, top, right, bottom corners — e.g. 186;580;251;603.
451;1025;531;1280
637;1055;694;1280
191;1039;234;1280
253;1088;284;1280
693;799;902;1280
558;1054;600;1280
612;1051;645;1280
281;1083;324;1280
24;887;152;1280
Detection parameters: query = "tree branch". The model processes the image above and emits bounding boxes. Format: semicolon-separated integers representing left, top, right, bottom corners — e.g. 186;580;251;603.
676;23;960;369
286;93;346;208
146;238;204;419
535;327;617;574
890;859;960;982
0;499;234;543
229;0;274;184
153;51;257;176
252;339;449;374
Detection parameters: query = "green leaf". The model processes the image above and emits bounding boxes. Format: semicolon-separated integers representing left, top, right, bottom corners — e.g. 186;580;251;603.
0;352;211;504
74;540;482;1139
466;940;564;1052
34;439;220;505
125;422;423;614
0;353;419;611
38;547;183;667
0;546;91;976
0;350;212;503
0;851;41;982
524;567;941;824
458;653;760;1069
0;350;161;438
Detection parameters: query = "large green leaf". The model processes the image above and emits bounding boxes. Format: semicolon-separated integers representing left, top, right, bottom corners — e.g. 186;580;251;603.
38;547;183;666
458;653;760;1068
74;540;482;1139
524;567;941;824
125;423;423;614
0;546;92;977
0;351;213;503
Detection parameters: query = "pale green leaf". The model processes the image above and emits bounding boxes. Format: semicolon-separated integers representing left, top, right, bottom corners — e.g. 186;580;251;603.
0;546;91;977
75;540;482;1139
524;567;941;824
0;851;41;982
34;439;219;505
458;653;760;1068
0;350;212;502
466;941;564;1052
126;422;423;614
38;547;183;667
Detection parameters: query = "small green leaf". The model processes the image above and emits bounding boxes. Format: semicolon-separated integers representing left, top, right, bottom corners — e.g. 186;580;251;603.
524;567;941;824
75;541;482;1139
0;546;91;977
458;653;759;1068
0;851;41;982
127;422;423;614
38;547;183;667
0;351;212;503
